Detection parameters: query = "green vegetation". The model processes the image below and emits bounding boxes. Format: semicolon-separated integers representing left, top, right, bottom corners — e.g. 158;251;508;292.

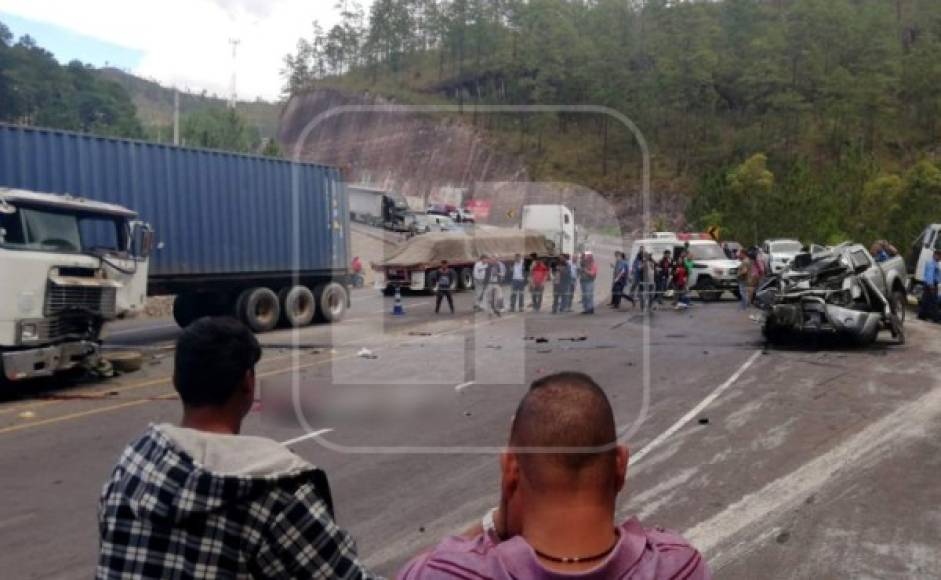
0;22;142;138
282;0;941;246
0;19;280;156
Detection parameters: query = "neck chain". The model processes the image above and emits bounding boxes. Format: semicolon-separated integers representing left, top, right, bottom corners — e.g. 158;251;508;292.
532;532;619;565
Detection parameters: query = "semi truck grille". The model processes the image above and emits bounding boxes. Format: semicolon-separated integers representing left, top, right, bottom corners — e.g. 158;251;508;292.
36;316;97;342
45;284;117;318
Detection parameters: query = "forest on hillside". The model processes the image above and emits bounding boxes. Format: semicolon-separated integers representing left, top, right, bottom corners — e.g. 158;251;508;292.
0;20;275;155
282;0;941;246
0;22;143;138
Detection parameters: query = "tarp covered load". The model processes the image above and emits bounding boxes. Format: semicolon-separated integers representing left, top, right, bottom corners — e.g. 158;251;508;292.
379;228;555;268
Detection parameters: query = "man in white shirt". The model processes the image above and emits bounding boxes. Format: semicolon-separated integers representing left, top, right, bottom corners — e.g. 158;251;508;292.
510;254;527;312
473;255;489;312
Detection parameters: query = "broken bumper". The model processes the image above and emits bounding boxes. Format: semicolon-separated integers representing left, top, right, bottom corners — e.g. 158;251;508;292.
766;301;881;337
1;341;98;382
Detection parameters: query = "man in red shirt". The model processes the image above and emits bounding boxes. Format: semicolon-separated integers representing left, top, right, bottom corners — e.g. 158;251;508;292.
528;253;549;312
398;372;710;580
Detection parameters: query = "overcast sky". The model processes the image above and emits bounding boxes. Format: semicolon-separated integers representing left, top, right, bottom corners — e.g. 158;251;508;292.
0;0;354;101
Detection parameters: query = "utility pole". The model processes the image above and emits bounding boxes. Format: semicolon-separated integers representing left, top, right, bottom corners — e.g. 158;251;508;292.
173;89;180;145
228;38;240;109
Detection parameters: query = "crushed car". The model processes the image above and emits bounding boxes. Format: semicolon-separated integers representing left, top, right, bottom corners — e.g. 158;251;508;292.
755;243;908;345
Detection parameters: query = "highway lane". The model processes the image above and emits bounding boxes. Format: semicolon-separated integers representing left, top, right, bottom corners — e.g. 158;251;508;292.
1;289;939;579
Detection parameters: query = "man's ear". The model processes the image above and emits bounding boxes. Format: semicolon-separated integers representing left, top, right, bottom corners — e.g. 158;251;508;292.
500;451;520;498
614;445;629;493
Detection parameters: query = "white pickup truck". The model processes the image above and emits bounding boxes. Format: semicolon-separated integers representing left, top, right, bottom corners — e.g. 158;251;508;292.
0;188;152;383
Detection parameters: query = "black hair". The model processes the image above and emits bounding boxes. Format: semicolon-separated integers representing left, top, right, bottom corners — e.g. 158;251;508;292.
173;316;262;407
511;372;617;477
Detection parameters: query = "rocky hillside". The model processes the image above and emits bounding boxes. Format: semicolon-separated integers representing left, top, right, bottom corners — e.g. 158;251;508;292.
278;87;687;234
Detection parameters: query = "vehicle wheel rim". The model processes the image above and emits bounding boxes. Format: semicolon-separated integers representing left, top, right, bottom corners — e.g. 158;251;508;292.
255;297;276;326
327;289;343;316
296;293;313;319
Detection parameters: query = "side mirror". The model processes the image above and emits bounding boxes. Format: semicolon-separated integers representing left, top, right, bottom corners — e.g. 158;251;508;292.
130;221;155;258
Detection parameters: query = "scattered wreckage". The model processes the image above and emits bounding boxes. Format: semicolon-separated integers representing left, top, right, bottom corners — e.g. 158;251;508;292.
755;243;908;345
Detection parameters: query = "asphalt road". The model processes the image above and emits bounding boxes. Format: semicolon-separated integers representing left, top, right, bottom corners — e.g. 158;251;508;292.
1;286;939;579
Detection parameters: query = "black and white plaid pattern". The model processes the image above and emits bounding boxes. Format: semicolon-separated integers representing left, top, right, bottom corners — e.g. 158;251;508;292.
98;427;376;579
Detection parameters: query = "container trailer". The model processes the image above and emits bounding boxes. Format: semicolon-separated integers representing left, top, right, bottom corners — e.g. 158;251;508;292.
0;123;351;382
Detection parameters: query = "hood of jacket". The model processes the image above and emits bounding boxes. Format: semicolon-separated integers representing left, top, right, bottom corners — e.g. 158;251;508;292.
114;424;319;526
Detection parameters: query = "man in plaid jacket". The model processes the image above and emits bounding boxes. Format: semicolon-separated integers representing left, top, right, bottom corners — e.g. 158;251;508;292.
97;317;376;579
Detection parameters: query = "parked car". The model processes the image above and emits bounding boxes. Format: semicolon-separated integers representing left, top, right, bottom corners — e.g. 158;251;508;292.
756;243;908;345
762;239;803;274
427;204;458;219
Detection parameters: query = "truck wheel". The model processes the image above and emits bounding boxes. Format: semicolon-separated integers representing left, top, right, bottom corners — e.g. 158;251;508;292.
314;282;347;323
237;287;281;333
697;279;722;302
459;268;474;290
891;288;907;326
279;285;316;328
173;293;201;328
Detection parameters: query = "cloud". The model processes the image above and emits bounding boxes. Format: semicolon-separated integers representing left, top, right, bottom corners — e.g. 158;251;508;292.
0;0;344;100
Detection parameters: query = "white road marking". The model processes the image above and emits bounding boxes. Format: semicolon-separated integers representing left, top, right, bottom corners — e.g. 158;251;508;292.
684;381;941;568
628;350;762;467
454;381;476;392
280;428;334;447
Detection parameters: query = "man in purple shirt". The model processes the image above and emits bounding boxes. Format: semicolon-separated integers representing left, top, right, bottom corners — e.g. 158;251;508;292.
398;372;710;580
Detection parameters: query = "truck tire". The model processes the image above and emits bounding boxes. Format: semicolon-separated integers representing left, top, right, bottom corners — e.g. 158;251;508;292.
173;293;201;328
314;282;347;323
237;287;281;333
697;279;722;302
459;268;474;290
279;285;316;328
891;288;908;326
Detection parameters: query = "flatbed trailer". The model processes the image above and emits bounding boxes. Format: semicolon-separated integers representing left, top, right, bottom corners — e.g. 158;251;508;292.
374;229;557;292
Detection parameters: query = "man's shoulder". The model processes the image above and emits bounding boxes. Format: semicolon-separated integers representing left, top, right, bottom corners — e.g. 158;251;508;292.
629;520;709;580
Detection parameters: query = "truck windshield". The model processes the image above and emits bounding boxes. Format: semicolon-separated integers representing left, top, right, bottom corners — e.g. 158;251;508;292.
771;241;802;253
0;205;124;254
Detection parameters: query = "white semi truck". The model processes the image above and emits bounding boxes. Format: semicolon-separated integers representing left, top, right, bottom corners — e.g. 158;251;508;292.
0;188;152;382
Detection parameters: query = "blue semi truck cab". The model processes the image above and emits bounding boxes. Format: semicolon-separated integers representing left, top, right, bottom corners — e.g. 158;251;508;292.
0;188;153;381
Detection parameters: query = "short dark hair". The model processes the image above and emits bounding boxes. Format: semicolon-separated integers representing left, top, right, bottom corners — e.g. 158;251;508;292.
510;372;617;485
173;317;262;407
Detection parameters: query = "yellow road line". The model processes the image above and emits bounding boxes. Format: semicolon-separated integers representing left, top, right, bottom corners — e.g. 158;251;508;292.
0;311;522;436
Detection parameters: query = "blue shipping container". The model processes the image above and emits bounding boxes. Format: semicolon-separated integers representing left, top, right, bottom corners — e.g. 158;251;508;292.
0;123;349;284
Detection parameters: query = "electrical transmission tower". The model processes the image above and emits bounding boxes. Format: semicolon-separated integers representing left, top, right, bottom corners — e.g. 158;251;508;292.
228;38;240;109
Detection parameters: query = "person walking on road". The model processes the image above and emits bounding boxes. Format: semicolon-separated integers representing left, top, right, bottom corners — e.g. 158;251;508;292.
627;249;644;307
552;255;570;314
674;251;691;310
579;251;599;314
483;257;505;317
98;317;375;579
433;260;456;314
398;372;712;580
656;250;672;306
610;252;630;309
473;255;488;312
529;253;549;312
510;253;527;312
737;249;752;310
917;249;941;322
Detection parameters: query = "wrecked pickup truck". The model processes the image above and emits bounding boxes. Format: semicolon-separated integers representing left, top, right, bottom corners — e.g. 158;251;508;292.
755;243;908;345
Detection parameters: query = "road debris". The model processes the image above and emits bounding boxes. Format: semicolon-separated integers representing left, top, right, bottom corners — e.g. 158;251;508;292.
357;348;378;359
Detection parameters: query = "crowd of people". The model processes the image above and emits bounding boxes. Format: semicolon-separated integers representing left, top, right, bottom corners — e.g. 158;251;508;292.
97;317;711;579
